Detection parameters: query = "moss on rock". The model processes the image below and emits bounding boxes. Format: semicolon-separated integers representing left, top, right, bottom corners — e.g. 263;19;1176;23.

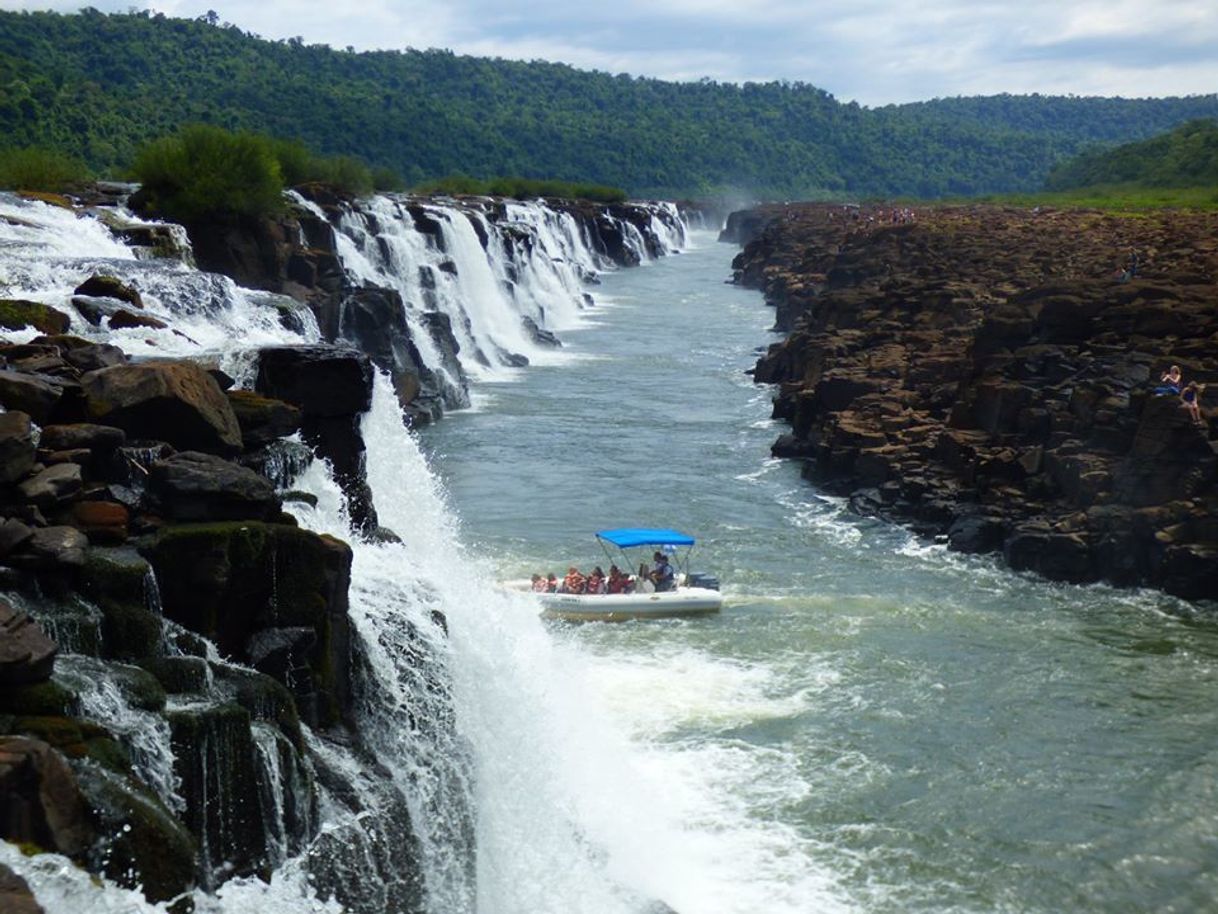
0;300;72;336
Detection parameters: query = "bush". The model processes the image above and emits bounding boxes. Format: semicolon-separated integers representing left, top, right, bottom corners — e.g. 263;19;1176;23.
131;124;284;222
0;146;92;191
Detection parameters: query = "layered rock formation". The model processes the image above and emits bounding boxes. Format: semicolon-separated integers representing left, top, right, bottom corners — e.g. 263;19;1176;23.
0;331;424;907
733;203;1218;600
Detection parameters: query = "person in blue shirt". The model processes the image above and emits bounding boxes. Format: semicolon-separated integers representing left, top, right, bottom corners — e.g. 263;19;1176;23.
650;551;675;592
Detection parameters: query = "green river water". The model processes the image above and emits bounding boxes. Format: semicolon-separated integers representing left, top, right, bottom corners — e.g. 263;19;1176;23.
421;231;1218;914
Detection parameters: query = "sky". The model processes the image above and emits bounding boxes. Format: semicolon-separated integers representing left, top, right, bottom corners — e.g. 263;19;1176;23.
3;0;1216;105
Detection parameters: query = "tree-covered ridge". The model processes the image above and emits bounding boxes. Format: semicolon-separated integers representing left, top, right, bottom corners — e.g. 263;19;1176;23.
2;8;1217;198
1044;119;1218;190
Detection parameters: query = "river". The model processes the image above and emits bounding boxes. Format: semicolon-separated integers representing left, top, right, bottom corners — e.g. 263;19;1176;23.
420;230;1218;914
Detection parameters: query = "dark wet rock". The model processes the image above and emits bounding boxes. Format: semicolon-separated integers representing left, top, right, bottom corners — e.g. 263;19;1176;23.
137;656;210;694
0;519;34;557
73;761;197;903
0;863;45;914
0;411;36;484
0;300;72;336
226;389;302;449
522;315;561;347
81;360;243;456
67;500;130;545
71;295;116;327
0;601;57;685
150;451;280;522
0;370;68;424
0;736;92;857
147;521;353;729
255;344;377;533
734;202;1218;599
108;308;168;331
15;526;88;571
73;275;144;309
39;423;126;454
255;344;373;417
16;464;83;507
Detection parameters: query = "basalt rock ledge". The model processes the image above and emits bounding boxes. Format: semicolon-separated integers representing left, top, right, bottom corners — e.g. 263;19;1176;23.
732;203;1218;601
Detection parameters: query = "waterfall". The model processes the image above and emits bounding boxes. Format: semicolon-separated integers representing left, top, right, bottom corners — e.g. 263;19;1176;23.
0;188;691;913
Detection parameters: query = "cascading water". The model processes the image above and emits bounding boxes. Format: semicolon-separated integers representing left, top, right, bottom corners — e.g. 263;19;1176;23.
0;188;695;912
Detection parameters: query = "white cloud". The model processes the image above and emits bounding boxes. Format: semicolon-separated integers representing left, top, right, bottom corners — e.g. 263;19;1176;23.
1;0;1215;104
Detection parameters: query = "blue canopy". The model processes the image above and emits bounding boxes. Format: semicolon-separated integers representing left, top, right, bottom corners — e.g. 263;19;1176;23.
596;528;696;548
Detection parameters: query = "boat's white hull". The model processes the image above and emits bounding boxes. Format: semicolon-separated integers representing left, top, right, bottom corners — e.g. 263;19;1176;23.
502;580;723;621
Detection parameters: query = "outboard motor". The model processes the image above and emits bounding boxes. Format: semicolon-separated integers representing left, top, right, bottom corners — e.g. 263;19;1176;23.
686;572;720;591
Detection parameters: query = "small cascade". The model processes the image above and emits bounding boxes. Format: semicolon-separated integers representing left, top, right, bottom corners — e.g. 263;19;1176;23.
58;655;185;815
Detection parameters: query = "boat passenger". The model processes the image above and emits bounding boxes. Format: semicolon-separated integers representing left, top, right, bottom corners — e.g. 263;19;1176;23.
607;565;628;594
546;573;559;593
650;551;675;593
531;574;548;593
561;566;586;594
586;566;607;595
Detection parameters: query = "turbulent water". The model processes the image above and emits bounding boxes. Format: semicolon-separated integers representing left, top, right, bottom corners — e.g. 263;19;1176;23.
3;195;1218;914
420;232;1218;914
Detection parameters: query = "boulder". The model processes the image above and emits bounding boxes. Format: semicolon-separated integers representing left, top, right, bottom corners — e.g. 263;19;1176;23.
107;309;168;331
0;371;68;424
0;863;45;914
0;736;92;857
0;300;71;336
68;501;130;544
226;389;302;448
16;463;83;507
255;344;373;417
16;526;88;571
72;275;144;309
0;601;57;685
80;360;243;455
0;519;34;556
38;423;126;454
149;451;280;521
72;762;197;903
0;411;36;483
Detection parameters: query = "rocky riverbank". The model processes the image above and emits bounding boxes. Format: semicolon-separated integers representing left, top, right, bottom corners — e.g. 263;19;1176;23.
0;287;428;906
730;202;1218;601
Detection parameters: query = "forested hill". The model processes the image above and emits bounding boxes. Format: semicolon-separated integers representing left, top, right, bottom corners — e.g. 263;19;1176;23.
3;9;1217;198
1044;119;1218;190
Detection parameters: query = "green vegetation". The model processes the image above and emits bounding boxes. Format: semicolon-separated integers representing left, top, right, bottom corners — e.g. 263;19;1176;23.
1;9;1216;198
0;146;91;191
131;125;402;221
1044;119;1218;191
973;186;1218;212
132;124;286;222
416;174;628;202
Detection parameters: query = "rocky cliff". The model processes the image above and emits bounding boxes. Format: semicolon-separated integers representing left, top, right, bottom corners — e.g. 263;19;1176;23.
732;203;1218;601
0;318;430;906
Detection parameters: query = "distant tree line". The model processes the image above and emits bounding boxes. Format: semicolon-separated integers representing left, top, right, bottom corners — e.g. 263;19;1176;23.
1043;118;1218;190
1;9;1217;198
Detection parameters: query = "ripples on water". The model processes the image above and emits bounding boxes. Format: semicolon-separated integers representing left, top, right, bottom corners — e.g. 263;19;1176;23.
423;232;1218;914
